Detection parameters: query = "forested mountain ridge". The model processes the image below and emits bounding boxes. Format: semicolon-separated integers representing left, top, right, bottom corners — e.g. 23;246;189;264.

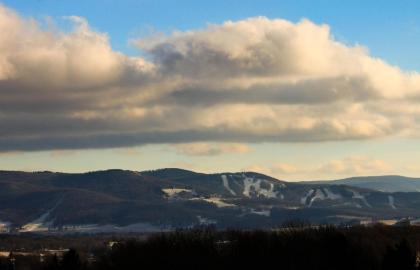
1;169;420;233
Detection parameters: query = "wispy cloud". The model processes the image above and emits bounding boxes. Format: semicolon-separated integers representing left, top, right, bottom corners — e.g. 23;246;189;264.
113;147;142;156
50;150;78;158
246;156;393;180
173;143;250;156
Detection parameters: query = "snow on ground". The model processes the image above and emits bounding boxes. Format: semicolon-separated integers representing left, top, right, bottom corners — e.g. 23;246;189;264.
354;203;362;208
242;177;278;198
21;198;63;232
350;190;372;208
301;189;315;205
308;189;326;207
282;206;301;210
162;188;195;199
162;188;193;196
249;209;271;217
323;188;342;200
269;183;284;199
388;195;397;209
21;211;53;232
221;175;237;196
196;216;217;225
190;197;236;208
238;208;271;217
302;188;341;207
60;223;162;233
332;215;368;220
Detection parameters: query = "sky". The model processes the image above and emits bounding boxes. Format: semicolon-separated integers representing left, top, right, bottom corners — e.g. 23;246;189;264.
1;0;420;180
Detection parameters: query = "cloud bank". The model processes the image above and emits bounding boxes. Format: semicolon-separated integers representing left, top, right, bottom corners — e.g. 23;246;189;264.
246;156;393;180
1;4;420;152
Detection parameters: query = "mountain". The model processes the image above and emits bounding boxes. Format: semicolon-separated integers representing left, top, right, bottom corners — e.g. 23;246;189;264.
1;169;420;233
311;175;420;192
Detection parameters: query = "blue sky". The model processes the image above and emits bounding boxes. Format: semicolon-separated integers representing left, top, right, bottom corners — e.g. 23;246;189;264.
1;1;420;180
4;0;420;70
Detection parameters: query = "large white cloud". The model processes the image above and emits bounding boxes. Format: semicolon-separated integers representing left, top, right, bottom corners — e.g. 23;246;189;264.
1;4;420;152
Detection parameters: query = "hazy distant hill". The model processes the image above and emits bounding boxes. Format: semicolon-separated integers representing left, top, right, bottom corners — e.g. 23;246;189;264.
1;169;420;233
313;175;420;192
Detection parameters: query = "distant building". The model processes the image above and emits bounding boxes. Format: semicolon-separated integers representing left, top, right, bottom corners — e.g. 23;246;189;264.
0;222;11;233
377;219;398;226
410;218;420;226
108;241;120;249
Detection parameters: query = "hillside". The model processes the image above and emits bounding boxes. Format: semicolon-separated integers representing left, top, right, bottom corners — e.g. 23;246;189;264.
312;175;420;192
1;169;420;233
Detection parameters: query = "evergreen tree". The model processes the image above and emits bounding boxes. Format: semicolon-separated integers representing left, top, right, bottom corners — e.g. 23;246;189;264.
43;254;59;270
61;249;82;270
382;239;416;270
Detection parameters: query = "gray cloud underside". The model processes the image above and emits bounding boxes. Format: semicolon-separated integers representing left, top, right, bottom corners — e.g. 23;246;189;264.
0;5;419;151
0;127;380;152
149;76;377;106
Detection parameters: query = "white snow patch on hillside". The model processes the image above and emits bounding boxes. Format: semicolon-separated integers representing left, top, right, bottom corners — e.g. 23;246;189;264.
304;188;342;207
242;177;278;198
249;209;271;217
61;223;162;233
323;188;342;200
354;203;362;208
350;190;372;208
308;189;326;207
21;198;63;232
388;195;397;209
191;197;236;208
238;208;271;217
268;182;284;199
162;188;192;196
162;188;195;199
282;206;301;210
221;175;237;196
332;215;368;220
301;189;315;205
243;177;257;197
197;216;217;225
21;211;53;232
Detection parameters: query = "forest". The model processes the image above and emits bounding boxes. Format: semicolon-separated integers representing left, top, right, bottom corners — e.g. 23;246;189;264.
1;224;420;270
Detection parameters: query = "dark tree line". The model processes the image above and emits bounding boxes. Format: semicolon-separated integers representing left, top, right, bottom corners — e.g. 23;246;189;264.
93;226;420;270
1;225;420;270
